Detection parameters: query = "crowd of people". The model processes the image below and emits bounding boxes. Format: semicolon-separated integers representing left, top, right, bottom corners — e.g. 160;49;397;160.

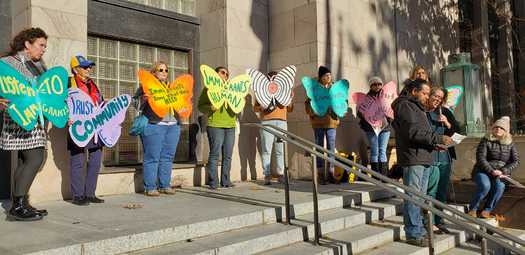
0;26;520;247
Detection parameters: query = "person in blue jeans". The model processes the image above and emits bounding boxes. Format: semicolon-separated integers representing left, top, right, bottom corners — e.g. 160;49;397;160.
391;79;453;247
424;87;459;234
358;76;392;177
468;116;519;219
254;71;294;185
135;62;181;196
198;66;238;189
305;66;343;184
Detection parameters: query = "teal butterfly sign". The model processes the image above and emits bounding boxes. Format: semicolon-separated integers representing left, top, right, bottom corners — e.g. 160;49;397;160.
302;77;349;118
0;60;69;131
445;85;464;111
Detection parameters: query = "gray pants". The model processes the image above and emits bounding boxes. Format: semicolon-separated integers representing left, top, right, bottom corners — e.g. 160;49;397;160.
13;147;45;197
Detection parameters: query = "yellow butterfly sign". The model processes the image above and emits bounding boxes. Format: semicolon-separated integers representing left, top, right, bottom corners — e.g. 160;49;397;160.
138;69;193;119
200;65;251;114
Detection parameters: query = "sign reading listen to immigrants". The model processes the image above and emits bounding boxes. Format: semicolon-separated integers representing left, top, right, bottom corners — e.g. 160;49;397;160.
200;65;251;114
0;60;69;131
138;69;193;119
68;88;131;147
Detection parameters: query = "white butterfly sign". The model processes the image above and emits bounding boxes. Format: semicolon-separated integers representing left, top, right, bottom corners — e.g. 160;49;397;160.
68;88;131;147
247;65;297;110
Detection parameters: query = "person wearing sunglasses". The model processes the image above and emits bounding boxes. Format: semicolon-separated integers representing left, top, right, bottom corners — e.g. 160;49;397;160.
67;55;105;205
198;66;237;189
357;76;392;179
134;62;180;196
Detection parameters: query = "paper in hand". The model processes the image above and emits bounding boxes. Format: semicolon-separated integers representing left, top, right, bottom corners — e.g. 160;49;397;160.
447;133;467;148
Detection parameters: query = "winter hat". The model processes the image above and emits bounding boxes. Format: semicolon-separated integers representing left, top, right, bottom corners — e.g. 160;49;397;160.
368;76;383;86
318;66;331;78
493;116;510;132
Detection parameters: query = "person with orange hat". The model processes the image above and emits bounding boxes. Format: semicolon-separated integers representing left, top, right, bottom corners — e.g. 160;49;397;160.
67;55;105;206
468;116;520;218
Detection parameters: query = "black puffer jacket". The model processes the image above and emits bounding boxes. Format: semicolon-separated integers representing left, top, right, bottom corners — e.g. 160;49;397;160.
391;95;443;166
473;135;520;176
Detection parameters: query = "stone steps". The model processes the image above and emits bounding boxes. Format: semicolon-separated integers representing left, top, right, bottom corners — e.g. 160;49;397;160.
129;199;402;255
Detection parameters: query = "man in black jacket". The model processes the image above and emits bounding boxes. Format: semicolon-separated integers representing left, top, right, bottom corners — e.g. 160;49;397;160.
391;79;453;246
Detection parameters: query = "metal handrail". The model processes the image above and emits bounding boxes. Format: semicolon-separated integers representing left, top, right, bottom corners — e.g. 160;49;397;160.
247;122;525;255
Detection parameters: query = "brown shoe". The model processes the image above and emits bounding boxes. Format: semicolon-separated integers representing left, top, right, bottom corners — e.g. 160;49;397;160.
159;188;176;195
480;211;494;219
467;210;477;218
145;190;160;197
264;175;271;185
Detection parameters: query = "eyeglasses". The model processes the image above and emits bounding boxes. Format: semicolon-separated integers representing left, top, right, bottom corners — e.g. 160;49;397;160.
81;66;93;70
371;83;382;86
157;69;169;73
219;70;229;76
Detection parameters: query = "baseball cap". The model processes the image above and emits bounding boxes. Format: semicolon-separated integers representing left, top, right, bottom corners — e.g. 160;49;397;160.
70;55;95;69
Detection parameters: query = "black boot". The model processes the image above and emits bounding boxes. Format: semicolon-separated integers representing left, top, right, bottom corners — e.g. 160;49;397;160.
8;196;43;221
380;162;389;177
23;195;48;216
367;163;379;181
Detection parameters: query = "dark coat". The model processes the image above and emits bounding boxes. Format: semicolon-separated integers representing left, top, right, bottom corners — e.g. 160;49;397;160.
391;95;443;166
357;90;392;133
426;106;460;160
473;135;520;176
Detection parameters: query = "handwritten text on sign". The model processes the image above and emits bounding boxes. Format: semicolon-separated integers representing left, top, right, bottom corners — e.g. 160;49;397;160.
200;65;251;114
68;88;130;147
0;60;68;130
138;69;193;119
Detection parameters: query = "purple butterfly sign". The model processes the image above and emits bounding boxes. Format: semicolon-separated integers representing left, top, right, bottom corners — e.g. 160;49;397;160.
68;88;131;147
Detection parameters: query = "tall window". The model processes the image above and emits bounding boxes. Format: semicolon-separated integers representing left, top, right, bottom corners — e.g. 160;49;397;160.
87;36;191;167
126;0;195;16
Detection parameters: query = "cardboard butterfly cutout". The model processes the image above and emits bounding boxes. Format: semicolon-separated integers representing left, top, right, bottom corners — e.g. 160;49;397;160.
247;65;296;110
138;69;193;119
0;60;69;131
302;77;349;118
352;81;398;135
200;65;251;114
444;85;464;111
68;88;131;148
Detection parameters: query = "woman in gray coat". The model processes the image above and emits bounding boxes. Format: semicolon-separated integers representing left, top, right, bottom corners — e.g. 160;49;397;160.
468;116;520;218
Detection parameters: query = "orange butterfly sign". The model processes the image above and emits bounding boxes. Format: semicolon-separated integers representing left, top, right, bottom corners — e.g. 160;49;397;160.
138;69;194;119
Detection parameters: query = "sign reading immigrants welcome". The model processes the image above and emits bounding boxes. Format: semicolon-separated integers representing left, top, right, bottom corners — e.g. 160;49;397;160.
0;60;69;131
68;88;131;147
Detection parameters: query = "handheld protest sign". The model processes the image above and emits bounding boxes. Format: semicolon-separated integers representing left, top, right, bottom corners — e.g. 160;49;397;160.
200;65;251;114
0;60;69;130
68;88;131;147
247;65;296;109
302;77;349;118
445;85;464;111
138;69;194;119
352;81;398;135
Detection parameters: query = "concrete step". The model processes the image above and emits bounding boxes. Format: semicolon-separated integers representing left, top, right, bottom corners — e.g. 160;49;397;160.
23;183;395;255
130;198;403;255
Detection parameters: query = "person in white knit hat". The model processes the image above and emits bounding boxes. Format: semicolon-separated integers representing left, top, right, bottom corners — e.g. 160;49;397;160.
468;116;520;219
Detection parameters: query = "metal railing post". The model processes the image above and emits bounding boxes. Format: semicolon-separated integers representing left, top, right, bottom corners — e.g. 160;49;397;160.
426;200;435;255
481;226;488;255
311;150;321;245
279;138;291;225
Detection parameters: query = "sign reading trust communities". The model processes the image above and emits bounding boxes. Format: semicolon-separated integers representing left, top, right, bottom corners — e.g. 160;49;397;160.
68;88;131;147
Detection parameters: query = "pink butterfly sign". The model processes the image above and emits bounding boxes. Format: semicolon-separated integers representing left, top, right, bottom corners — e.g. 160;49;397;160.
352;81;398;135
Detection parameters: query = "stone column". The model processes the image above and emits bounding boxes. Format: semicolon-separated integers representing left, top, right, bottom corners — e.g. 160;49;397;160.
472;0;494;121
494;0;516;120
26;0;88;201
